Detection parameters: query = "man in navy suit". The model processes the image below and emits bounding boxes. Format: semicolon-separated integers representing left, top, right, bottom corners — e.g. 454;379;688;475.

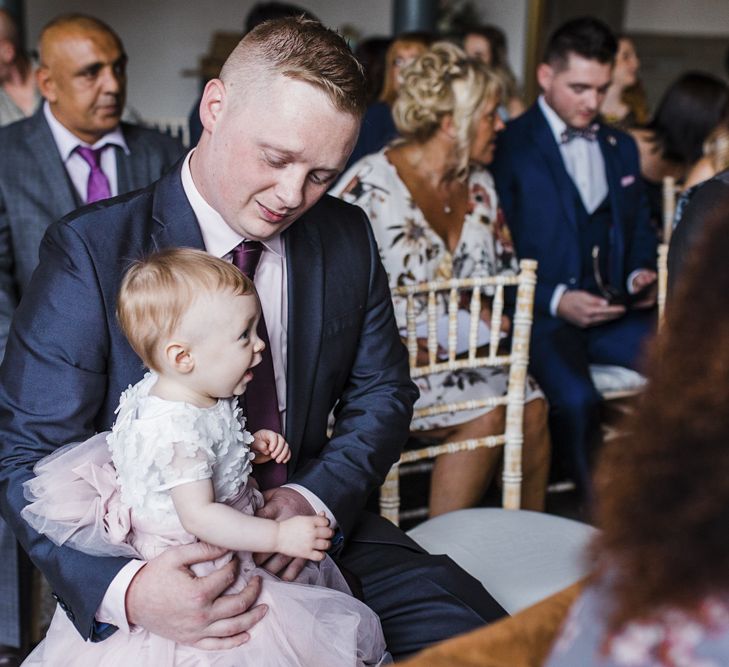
491;17;657;496
0;17;505;660
0;15;181;662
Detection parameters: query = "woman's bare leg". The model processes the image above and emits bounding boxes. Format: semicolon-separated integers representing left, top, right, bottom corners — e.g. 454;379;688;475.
426;407;505;517
519;398;551;511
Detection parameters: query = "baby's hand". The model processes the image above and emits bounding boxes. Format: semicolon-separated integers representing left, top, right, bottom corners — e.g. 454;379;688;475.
276;512;333;561
251;429;290;464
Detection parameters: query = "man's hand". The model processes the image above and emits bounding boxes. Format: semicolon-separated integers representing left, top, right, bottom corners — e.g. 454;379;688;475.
254;487;316;581
251;429;291;464
125;541;267;649
557;290;626;328
630;269;658;309
275;512;333;560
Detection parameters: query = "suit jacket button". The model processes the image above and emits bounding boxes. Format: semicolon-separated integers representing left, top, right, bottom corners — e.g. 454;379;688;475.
52;592;60;601
569;278;577;285
66;609;75;622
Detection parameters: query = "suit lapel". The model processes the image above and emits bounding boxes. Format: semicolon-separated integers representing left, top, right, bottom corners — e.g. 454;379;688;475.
116;124;148;193
25;110;79;214
530;105;579;233
284;213;324;467
150;163;206;251
598;126;626;282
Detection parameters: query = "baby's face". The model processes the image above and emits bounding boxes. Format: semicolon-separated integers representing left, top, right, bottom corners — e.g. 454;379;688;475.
180;289;264;401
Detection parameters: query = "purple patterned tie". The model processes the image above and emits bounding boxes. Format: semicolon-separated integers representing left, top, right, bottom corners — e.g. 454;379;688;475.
75;145;112;203
233;241;286;489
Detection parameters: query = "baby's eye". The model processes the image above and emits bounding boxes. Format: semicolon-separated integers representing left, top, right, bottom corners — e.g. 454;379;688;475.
239;329;250;341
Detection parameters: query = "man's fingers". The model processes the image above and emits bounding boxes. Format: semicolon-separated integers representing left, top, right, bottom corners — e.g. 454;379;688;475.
203;602;268;640
279;557;307;581
208;575;262;618
193;632;251;651
260;552;293;576
168;541;230;568
193;556;239;599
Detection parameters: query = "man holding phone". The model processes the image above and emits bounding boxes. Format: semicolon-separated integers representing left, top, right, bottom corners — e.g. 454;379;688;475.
492;17;657;496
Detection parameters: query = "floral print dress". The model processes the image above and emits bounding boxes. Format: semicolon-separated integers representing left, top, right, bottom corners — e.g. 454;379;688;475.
545;579;729;667
334;149;542;431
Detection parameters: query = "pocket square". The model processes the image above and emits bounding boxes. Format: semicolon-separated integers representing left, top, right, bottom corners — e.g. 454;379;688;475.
621;175;635;187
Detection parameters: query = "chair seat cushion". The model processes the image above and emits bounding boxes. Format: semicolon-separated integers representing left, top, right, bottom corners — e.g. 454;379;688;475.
589;364;647;396
407;508;596;614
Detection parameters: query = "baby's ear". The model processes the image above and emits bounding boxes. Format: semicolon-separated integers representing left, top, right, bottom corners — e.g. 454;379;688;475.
165;341;194;374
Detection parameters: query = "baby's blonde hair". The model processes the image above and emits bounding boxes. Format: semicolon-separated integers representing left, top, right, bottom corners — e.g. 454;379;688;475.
117;248;254;371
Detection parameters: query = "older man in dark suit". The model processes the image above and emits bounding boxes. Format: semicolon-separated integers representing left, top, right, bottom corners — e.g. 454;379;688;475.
492;18;657;497
0;14;182;663
0;17;505;661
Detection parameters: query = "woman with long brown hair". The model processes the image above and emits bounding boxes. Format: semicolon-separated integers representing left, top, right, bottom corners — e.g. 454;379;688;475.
546;210;729;665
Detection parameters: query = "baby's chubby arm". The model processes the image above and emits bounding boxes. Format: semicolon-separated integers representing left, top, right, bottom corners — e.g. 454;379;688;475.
170;479;332;560
250;429;290;464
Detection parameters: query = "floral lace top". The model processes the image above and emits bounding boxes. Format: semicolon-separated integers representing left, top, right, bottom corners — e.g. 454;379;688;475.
333;150;541;430
546;580;729;667
107;372;254;525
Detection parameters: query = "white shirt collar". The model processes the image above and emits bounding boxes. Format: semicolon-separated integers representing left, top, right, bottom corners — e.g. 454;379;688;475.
43;101;129;161
180;149;283;259
538;95;568;146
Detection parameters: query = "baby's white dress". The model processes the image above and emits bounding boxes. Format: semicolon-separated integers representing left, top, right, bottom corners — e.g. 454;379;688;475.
21;372;390;666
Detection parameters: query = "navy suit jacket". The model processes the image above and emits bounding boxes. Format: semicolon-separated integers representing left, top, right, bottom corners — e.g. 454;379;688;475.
0;109;184;356
491;104;657;319
0;165;417;640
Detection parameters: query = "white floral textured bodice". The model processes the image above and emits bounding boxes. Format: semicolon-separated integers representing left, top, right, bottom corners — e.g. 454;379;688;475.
107;372;254;524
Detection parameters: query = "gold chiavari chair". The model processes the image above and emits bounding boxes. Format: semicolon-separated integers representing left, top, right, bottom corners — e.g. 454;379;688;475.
379;259;538;527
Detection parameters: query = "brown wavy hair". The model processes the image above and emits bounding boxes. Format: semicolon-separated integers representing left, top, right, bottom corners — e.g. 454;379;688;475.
590;210;729;632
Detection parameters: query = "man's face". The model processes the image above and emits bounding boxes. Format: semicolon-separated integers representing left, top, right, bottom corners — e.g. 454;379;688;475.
194;73;359;241
38;26;126;144
538;53;612;128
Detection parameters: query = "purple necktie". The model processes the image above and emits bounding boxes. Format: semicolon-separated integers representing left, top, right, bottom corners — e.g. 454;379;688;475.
233;241;286;489
75;145;112;203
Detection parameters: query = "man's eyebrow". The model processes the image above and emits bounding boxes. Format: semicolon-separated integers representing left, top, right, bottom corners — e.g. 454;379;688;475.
260;144;340;172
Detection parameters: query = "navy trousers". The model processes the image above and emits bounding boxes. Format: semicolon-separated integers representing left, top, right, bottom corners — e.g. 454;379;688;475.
339;512;506;659
529;308;655;494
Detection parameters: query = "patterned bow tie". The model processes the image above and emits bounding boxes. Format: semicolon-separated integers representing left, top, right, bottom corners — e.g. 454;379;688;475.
560;124;599;144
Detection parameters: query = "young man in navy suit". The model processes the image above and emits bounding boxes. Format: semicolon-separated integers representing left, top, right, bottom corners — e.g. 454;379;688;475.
491;17;657;497
0;17;506;660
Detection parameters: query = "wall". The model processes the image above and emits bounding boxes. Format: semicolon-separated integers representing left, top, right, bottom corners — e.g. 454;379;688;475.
624;0;729;35
25;0;533;121
24;0;393;121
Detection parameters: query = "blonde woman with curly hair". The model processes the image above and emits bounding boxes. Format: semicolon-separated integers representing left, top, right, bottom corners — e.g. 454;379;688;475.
334;42;550;516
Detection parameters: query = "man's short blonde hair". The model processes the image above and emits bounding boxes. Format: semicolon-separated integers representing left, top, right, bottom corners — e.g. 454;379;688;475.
220;16;366;118
392;42;501;180
117;248;254;371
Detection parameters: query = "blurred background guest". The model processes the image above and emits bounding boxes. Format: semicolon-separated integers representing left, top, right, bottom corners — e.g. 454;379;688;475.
546;210;729;666
683;124;729;189
630;71;729;232
461;24;525;119
600;35;649;129
354;36;391;106
335;42;550;516
0;8;39;125
346;31;431;168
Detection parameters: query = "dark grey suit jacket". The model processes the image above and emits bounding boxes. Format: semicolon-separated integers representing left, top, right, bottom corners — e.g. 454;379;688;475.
0;108;184;356
0;109;183;647
0;165;417;641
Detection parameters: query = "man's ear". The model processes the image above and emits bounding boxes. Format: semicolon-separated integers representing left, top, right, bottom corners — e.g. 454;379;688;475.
36;66;56;103
164;342;194;374
536;63;554;94
198;78;225;134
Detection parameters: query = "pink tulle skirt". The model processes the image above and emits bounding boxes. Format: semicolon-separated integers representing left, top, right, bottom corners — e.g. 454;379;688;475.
21;435;391;666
